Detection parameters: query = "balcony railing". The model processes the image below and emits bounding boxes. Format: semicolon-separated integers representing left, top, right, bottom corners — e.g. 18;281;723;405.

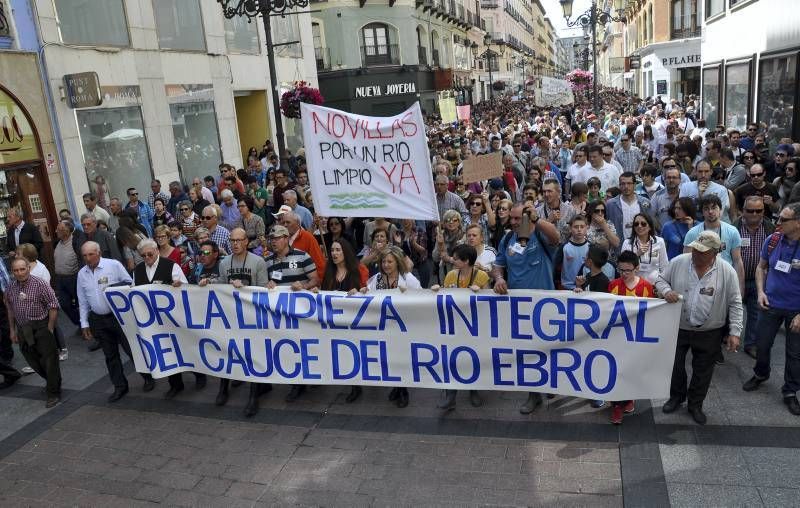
315;46;331;71
480;0;500;8
418;46;428;65
360;44;400;67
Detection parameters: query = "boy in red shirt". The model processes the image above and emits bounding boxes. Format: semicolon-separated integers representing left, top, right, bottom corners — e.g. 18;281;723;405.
607;250;655;424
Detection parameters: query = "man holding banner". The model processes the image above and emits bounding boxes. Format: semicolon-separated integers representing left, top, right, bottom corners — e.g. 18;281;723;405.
655;231;743;425
78;241;154;402
492;203;561;414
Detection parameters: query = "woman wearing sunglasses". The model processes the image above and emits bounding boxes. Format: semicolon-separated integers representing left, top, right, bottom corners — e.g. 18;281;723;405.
775;157;799;208
464;192;494;243
586;200;620;260
620;213;668;284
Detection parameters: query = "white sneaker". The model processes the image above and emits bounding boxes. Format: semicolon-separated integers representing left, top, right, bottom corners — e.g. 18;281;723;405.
21;366;35;375
59;349;68;361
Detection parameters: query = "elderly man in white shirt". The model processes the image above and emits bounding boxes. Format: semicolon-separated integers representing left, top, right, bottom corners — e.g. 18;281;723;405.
78;241;154;402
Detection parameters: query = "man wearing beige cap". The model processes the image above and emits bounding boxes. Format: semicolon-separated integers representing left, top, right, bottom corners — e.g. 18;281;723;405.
655;230;743;425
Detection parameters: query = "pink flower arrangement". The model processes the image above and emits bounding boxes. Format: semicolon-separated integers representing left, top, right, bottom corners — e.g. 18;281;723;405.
566;70;593;92
280;81;324;119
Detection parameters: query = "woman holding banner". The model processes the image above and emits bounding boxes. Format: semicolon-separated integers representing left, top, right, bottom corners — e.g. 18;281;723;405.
430;244;489;410
319;239;369;403
363;246;421;408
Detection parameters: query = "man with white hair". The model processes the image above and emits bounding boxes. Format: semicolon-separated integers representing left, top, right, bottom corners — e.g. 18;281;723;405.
219;189;241;230
201;205;231;255
280;211;326;280
131;238;196;399
77;241;155;402
280;189;313;229
133;238;187;286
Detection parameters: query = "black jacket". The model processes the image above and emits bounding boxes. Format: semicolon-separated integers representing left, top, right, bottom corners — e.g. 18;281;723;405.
7;221;44;256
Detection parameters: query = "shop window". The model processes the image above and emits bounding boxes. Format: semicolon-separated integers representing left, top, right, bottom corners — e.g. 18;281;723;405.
78;107;153;203
705;0;724;19
757;52;797;151
153;0;206;51
225;16;260;55
170;102;222;185
701;66;720;127
272;12;302;58
724;62;751;131
54;0;129;46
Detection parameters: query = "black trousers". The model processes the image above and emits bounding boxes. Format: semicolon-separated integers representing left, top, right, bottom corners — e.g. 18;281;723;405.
669;327;725;409
0;297;13;361
53;274;81;326
18;319;61;397
168;372;207;390
89;312;152;390
0;358;20;383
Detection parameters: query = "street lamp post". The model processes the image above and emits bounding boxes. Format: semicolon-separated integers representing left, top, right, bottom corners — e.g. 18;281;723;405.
560;0;626;115
216;0;310;168
513;54;532;93
472;34;505;104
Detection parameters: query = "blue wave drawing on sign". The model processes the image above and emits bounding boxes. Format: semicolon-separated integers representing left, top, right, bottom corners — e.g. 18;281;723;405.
329;192;388;210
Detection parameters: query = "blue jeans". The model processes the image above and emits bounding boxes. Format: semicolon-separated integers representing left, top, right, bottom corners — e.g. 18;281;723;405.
742;279;761;347
753;307;800;397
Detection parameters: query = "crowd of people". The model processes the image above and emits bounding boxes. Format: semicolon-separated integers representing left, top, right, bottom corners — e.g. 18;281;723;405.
1;89;799;426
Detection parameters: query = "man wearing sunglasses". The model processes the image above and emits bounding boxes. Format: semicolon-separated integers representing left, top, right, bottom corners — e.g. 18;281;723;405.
743;203;800;416
124;187;153;237
765;143;794;181
734;164;780;219
739;122;759;151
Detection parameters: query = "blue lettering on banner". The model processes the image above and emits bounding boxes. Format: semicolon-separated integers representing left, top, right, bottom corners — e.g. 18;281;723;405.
199;338;223;372
107;286;676;399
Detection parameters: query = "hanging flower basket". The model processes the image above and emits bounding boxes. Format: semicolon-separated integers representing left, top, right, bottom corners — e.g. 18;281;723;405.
492;80;506;91
566;70;593;92
280;81;324;119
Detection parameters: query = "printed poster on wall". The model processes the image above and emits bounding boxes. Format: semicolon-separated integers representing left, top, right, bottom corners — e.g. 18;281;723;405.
300;103;438;220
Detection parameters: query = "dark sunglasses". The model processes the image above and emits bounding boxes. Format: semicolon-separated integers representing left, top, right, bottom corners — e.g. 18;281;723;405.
199;250;212;255
633;221;649;227
202;215;215;220
593;209;605;214
128;192;138;196
743;155;755;159
470;202;483;207
744;208;764;213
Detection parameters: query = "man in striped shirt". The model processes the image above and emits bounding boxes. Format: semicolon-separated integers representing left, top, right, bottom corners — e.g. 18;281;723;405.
734;196;774;358
264;225;319;402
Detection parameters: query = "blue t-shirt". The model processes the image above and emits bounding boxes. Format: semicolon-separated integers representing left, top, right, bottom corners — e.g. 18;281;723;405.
495;231;556;290
558;240;590;289
661;220;690;259
683;222;741;266
761;233;800;311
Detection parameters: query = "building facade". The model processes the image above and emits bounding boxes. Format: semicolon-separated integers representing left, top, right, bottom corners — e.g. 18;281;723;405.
700;0;799;148
623;0;700;102
31;0;316;217
311;0;483;116
0;0;63;264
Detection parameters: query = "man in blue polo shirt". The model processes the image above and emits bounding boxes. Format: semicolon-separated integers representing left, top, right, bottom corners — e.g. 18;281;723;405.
742;203;800;416
492;203;560;414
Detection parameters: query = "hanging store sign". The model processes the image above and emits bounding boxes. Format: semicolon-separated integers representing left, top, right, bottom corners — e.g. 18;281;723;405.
628;56;641;70
0;87;41;165
63;72;102;109
609;57;626;74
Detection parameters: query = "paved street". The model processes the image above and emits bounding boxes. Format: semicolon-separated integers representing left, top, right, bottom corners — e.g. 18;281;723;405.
1;320;798;507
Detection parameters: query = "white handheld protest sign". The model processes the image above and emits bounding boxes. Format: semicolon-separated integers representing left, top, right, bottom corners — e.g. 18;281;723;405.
300;102;438;220
106;286;681;400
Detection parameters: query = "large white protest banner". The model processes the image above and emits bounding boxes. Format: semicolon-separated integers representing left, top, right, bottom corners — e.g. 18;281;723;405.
534;77;574;107
106;285;681;400
300;102;438;220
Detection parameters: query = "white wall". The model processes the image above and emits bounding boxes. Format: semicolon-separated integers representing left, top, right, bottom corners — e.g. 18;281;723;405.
33;0;317;209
